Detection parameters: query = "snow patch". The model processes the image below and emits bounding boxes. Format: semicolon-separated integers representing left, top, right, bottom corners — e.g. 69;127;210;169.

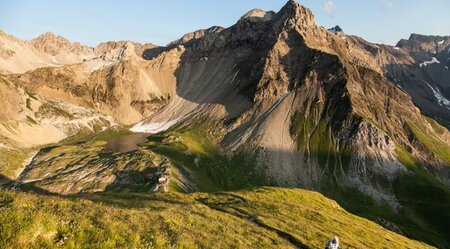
231;69;240;84
438;40;444;45
37;60;58;67
393;47;400;50
130;118;180;134
419;57;440;67
200;57;208;61
424;81;450;109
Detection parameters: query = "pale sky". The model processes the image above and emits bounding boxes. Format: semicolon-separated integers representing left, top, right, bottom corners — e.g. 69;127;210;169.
0;0;449;46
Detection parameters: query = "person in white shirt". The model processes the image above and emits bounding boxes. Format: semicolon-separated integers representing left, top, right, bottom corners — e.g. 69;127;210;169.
325;236;341;249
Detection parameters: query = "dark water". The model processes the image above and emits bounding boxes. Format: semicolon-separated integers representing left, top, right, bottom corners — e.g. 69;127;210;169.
104;133;149;153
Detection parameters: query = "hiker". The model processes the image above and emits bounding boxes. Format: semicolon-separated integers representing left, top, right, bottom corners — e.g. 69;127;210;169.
325;236;341;249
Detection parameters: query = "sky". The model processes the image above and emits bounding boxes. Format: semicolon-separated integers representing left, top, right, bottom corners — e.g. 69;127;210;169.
0;0;449;46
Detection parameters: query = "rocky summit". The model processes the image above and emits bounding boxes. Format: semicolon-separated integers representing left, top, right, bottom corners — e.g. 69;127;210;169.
0;1;449;248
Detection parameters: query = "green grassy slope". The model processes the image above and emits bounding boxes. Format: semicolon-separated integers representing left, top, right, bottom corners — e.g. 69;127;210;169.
2;121;448;248
0;187;434;249
288;109;450;248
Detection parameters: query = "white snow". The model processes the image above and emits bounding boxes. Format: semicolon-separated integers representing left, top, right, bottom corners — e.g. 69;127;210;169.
37;60;58;66
393;47;400;50
130;118;180;134
419;57;440;67
231;69;240;84
200;57;208;61
438;40;444;45
424;81;450;109
446;66;449;70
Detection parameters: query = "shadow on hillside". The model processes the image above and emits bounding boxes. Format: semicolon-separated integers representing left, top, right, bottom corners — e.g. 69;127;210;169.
0;174;56;196
142;46;174;60
141;22;283;121
104;169;154;192
1;143;449;248
385;62;450;127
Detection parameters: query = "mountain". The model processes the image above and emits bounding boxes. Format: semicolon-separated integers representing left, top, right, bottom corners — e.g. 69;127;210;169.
0;30;157;74
0;0;449;248
348;33;450;127
0;30;95;74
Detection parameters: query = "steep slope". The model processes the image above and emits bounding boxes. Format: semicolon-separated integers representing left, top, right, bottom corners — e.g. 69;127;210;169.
10;42;174;125
348;34;450;127
0;74;115;183
0;74;114;147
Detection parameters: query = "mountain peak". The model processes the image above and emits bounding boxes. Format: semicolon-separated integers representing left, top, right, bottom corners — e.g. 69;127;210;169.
38;31;58;39
169;26;224;46
396;33;450;53
29;31;93;56
277;0;315;28
328;25;344;35
240;9;276;22
32;32;66;44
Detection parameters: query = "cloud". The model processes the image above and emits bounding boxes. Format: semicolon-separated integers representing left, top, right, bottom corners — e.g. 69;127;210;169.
322;0;336;15
381;2;394;11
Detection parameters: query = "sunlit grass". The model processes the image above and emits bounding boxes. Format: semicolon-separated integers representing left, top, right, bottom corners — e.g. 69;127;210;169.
0;188;434;249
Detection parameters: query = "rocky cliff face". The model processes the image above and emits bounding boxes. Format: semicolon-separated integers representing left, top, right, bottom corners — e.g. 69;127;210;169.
0;74;114;149
29;32;94;56
348;33;450;127
397;33;450;54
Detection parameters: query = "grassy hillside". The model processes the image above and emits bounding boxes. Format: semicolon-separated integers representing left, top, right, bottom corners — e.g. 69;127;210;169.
0;187;434;249
2;123;448;248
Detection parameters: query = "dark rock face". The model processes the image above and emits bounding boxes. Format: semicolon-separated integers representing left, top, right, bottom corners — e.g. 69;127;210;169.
388;35;450;126
396;33;450;54
327;25;343;35
348;33;450;127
